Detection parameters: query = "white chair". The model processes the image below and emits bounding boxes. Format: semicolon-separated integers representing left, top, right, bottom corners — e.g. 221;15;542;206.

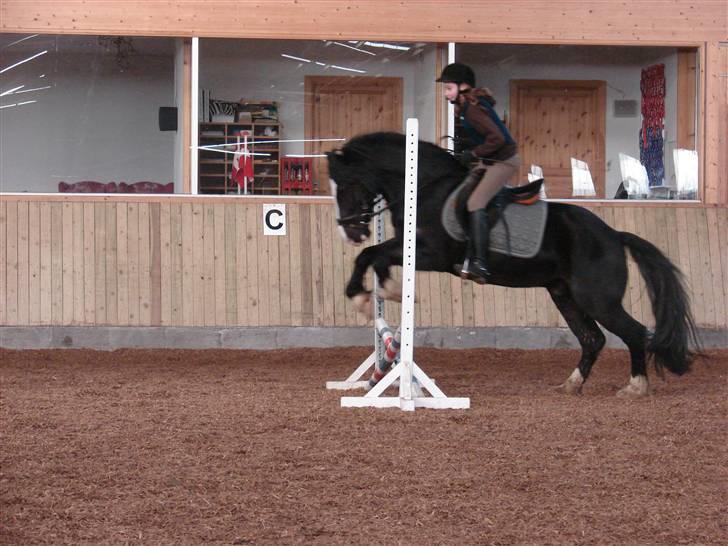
528;164;547;198
571;158;596;197
673;149;698;199
618;153;650;198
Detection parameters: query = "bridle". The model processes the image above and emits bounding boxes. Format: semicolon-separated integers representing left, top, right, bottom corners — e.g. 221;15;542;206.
331;141;476;230
335;194;390;228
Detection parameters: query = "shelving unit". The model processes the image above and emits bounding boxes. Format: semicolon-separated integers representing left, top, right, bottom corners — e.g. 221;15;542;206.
198;121;281;194
281;157;314;195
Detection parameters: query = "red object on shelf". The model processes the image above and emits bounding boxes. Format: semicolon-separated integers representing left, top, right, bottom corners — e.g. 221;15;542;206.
280;157;313;195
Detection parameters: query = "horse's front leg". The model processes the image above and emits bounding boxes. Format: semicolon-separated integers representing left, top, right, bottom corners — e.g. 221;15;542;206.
372;242;404;302
346;239;402;317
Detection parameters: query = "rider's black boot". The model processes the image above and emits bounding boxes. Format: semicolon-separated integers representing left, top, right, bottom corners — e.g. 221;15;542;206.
461;209;490;284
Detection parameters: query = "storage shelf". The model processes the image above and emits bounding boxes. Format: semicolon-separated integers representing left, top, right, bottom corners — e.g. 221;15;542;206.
198;117;281;195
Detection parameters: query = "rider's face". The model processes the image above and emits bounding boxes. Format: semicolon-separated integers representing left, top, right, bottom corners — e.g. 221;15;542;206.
443;82;460;102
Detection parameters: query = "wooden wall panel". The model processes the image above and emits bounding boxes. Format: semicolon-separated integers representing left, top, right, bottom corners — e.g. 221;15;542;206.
224;203;237;326
29;202;41;324
2;1;724;43
72;203;85;324
93;203;105;323
38;203;51;324
703;42;728;205
233;203;247;326
715;208;728;329
148;203;161;326
0;202;6;326
16;202;29;325
677;49;697;150
1;200;726;333
105;203;117;325
5;202;18;324
243;205;259;327
139;203;152;325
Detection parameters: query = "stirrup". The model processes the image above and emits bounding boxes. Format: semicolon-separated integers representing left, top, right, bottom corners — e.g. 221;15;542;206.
460;258;489;285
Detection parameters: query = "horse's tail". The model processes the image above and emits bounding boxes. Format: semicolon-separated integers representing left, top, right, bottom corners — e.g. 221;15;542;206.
620;232;701;375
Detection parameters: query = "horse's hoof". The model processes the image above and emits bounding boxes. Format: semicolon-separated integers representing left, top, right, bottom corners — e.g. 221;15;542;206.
555;368;583;395
376;278;402;302
555;381;583;395
352;293;374;319
616;375;650;398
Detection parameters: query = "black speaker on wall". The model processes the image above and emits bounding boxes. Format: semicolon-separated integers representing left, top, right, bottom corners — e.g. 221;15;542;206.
159;107;178;131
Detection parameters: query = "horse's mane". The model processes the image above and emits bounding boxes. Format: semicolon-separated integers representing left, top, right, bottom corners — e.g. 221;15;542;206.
343;132;465;181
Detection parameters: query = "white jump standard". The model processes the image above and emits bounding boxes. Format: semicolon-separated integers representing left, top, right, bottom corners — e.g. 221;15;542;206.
325;198;389;391
336;118;470;411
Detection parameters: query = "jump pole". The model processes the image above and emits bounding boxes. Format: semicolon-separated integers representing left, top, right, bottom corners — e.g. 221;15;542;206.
340;119;470;411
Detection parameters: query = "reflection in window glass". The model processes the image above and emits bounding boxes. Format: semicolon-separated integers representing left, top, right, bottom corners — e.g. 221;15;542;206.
0;34;182;194
456;44;699;200
198;39;441;195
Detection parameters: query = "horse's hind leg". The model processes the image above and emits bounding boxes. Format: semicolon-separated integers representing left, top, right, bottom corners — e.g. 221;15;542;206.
589;306;650;397
548;283;606;395
568;280;650;397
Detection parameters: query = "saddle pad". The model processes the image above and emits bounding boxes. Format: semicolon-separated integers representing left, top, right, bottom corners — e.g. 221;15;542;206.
442;183;548;259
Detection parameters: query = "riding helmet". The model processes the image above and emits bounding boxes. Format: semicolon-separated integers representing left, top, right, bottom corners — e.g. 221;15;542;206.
436;63;476;88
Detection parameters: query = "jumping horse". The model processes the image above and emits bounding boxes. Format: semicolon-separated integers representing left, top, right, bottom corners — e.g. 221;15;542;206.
327;132;700;397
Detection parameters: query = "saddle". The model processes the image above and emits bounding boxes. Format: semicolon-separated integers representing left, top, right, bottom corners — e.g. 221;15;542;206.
441;169;549;259
457;167;544;212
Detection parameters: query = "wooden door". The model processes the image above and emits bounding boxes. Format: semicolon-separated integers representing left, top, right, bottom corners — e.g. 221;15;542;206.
305;76;403;194
510;80;606;198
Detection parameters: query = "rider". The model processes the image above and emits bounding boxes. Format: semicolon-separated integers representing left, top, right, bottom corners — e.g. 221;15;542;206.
437;62;520;283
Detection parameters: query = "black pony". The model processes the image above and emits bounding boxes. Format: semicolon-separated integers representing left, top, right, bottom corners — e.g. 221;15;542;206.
327;132;700;397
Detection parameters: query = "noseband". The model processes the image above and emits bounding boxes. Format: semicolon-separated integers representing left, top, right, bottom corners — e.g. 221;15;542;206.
335;195;387;228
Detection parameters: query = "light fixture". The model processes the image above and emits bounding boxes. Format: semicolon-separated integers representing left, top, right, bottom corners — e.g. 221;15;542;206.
2;34;39;49
15;85;51;94
281;54;311;63
332;42;376;56
0;50;48;74
363;41;410;51
0;85;25;97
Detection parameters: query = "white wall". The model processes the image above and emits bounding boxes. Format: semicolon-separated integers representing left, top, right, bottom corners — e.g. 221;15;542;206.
413;45;438;144
459;45;680;198
0;47;176;193
199;39;437;156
